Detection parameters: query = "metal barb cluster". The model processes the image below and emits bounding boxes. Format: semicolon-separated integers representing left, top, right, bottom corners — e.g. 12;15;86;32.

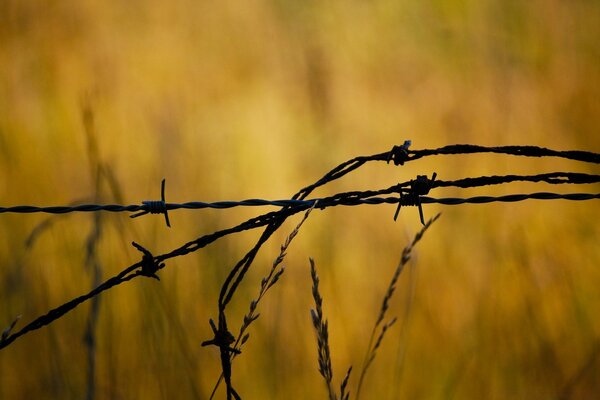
394;172;438;224
202;317;241;400
387;140;412;165
131;241;163;280
130;178;171;227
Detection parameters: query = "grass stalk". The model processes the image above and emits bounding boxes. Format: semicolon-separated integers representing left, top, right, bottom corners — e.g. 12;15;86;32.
356;213;440;400
309;257;336;400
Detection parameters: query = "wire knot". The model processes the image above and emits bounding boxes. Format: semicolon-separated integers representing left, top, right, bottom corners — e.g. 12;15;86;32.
201;318;241;355
387;140;412;165
131;241;163;280
394;173;437;225
412;173;436;196
130;179;171;227
143;200;167;215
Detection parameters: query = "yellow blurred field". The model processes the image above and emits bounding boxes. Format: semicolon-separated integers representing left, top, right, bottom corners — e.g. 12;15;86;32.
1;1;599;399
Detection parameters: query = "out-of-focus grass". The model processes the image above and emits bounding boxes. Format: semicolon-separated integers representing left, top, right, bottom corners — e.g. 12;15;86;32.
1;1;599;398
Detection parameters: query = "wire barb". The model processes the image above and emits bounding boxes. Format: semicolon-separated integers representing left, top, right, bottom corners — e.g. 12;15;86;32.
1;315;21;344
131;241;163;281
201;318;240;355
387;140;412;165
202;317;241;400
130;179;171;227
394;173;437;224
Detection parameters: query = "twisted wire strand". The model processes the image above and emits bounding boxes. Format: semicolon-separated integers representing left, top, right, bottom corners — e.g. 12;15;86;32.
425;192;600;204
407;144;600;164
1;172;598;215
291;143;600;199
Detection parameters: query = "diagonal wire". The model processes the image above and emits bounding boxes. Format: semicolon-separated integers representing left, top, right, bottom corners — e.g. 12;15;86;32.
0;189;598;349
0;187;598;352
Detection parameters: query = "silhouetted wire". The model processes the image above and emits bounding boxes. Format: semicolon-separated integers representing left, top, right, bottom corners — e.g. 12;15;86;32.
406;144;600;164
2;188;597;350
202;163;600;397
1;187;598;349
421;192;600;204
0;172;598;215
0;142;384;351
2;143;600;397
282;143;600;200
1;176;599;349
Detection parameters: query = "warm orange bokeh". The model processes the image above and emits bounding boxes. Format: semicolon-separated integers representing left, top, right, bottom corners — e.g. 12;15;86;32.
1;1;599;399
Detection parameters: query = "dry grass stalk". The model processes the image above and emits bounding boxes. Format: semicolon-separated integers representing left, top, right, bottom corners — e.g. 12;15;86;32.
339;366;353;400
356;213;441;400
309;258;352;400
310;257;336;400
310;258;354;400
235;202;316;352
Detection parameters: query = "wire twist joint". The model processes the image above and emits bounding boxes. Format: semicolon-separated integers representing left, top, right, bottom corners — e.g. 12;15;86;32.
387;140;412;165
130;179;171;227
201;318;241;354
131;241;163;280
394;173;437;225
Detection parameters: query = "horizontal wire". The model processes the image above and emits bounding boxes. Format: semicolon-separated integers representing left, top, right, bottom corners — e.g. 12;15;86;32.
1;172;598;215
421;192;600;204
323;193;600;207
407;144;600;164
2;193;599;215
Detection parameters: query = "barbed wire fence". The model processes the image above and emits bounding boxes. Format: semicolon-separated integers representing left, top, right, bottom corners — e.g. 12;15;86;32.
1;142;599;399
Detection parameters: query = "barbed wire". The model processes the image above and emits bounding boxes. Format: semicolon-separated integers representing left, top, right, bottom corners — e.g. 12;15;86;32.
405;143;600;164
1;143;599;398
0;172;598;216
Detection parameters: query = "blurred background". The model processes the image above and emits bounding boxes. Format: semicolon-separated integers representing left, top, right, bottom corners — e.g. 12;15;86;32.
1;1;599;398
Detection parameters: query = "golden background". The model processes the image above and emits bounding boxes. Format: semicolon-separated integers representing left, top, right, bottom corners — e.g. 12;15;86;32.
1;1;599;398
